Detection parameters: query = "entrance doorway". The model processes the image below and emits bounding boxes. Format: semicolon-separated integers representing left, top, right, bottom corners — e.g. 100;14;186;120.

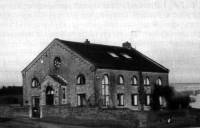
32;96;40;118
46;86;54;105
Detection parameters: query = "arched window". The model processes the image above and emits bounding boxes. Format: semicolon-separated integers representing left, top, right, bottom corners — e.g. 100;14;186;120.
77;74;85;85
144;77;150;86
156;78;162;86
32;78;40;87
46;86;54;105
102;75;109;106
131;76;137;85
117;75;124;85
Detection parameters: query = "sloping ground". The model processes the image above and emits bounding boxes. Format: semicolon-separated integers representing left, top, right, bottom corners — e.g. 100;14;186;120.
0;117;41;128
0;117;95;128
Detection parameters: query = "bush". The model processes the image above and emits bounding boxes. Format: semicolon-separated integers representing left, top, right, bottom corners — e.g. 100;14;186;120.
168;95;191;110
151;85;175;111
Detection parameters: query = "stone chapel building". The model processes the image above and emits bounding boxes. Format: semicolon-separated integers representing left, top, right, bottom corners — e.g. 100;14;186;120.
22;38;169;111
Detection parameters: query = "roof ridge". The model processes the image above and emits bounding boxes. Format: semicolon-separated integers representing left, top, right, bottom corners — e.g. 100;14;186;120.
57;38;124;49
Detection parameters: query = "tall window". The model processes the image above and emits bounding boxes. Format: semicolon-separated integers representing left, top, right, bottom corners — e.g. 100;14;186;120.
117;94;124;106
159;96;162;105
32;78;40;87
144;77;150;86
132;94;138;106
131;76;137;85
62;88;66;99
145;94;150;106
77;94;86;106
117;75;124;85
77;74;85;85
156;78;162;86
102;75;109;106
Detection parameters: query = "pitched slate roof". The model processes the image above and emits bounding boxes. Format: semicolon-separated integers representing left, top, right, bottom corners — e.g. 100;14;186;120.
57;39;169;73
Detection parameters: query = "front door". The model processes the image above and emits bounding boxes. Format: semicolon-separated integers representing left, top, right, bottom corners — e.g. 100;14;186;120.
32;96;40;118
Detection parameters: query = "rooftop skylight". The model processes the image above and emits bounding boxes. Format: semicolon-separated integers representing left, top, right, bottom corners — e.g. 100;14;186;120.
108;52;119;58
121;53;132;59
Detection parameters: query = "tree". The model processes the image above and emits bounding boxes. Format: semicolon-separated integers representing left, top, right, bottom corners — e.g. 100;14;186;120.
151;85;175;111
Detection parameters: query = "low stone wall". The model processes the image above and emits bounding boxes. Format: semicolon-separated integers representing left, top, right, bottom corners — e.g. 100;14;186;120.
42;105;140;121
42;105;190;124
0;105;30;118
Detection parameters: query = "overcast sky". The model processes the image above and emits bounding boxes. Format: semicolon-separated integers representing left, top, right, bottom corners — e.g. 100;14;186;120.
0;0;200;86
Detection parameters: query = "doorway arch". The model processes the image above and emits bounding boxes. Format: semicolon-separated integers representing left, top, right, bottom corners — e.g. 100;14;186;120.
46;86;54;105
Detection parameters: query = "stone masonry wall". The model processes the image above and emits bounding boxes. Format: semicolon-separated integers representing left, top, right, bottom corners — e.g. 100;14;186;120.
0;105;30;118
42;105;140;121
95;69;168;110
23;41;95;107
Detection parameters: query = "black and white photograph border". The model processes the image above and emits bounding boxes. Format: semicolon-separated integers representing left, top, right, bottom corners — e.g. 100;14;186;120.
0;0;200;128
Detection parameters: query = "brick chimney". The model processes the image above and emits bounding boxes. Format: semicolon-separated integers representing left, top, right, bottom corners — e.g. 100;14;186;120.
85;39;90;44
122;41;132;49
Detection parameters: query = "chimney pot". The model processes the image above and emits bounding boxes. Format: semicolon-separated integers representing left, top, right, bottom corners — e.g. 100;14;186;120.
85;39;90;44
122;41;132;49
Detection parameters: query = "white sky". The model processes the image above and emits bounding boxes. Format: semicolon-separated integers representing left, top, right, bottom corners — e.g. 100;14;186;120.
0;0;200;86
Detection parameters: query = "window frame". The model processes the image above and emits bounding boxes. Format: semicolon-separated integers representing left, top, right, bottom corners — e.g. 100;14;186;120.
117;75;124;85
54;57;61;68
108;52;119;58
121;53;132;59
77;74;86;85
132;94;138;106
77;94;86;106
156;78;162;86
102;75;109;106
62;88;66;99
31;78;40;88
145;94;151;106
144;77;150;86
131;76;138;85
117;93;124;106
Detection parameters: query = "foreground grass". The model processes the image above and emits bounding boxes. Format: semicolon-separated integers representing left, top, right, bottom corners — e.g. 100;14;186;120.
35;117;138;128
148;117;200;128
34;116;200;128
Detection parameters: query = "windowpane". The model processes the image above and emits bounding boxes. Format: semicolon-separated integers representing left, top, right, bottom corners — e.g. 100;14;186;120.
158;79;162;85
159;96;162;105
77;74;85;85
132;76;137;85
120;95;124;105
118;75;124;85
121;53;132;58
102;75;109;106
77;94;86;106
134;95;138;105
32;78;40;87
117;94;124;106
63;88;66;99
108;52;119;57
147;78;149;85
32;80;35;87
77;95;81;106
144;77;150;85
105;75;108;84
146;95;150;106
106;96;109;106
105;85;109;95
